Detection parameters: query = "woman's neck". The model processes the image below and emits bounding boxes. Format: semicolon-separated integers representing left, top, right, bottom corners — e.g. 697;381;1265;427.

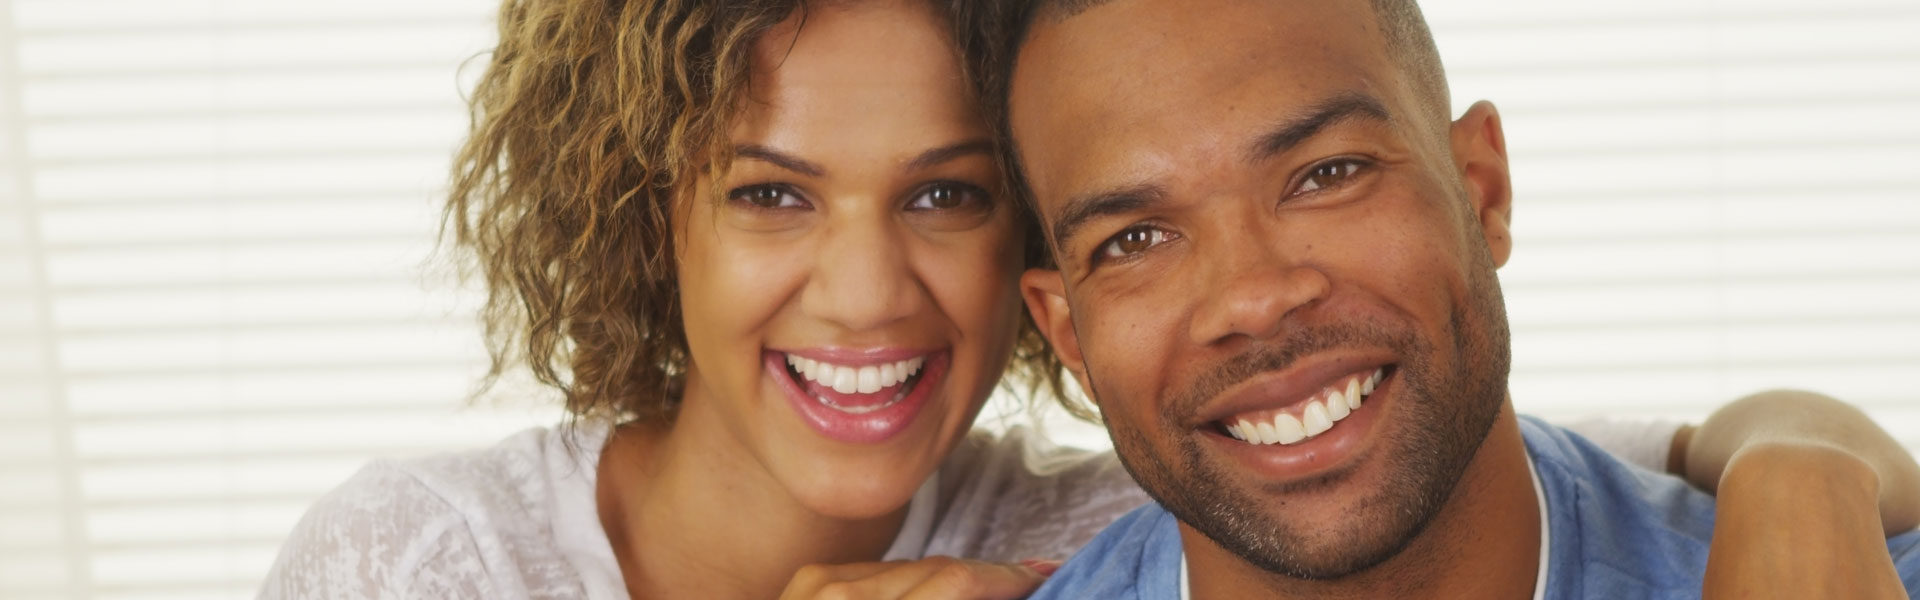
596;380;911;599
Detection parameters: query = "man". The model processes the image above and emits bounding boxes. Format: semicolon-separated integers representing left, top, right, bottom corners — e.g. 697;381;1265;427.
1000;0;1920;597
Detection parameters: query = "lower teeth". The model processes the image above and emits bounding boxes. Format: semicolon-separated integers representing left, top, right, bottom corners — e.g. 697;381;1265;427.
819;396;901;414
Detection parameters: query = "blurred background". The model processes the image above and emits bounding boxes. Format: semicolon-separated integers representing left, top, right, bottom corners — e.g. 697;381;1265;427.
1;0;1916;598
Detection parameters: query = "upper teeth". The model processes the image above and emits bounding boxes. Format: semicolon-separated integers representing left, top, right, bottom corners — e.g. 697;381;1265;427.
786;354;926;395
1225;367;1383;446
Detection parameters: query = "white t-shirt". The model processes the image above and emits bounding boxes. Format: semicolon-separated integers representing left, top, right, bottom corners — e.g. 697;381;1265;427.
257;419;1678;599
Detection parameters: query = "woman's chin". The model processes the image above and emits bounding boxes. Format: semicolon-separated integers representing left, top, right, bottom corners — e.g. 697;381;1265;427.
790;471;927;521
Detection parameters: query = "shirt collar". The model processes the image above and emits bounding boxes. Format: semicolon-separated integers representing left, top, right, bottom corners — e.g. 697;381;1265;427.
1177;451;1550;599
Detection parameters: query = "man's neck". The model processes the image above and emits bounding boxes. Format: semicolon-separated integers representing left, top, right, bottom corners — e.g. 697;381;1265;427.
1186;403;1541;600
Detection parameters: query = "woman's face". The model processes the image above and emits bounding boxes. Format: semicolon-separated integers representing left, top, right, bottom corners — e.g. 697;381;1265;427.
673;0;1024;519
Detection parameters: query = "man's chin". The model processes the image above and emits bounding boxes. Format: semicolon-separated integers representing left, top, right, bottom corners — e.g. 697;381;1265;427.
1173;460;1433;580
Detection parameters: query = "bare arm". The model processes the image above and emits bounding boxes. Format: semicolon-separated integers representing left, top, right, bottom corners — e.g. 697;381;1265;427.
1675;389;1920;535
1683;390;1919;600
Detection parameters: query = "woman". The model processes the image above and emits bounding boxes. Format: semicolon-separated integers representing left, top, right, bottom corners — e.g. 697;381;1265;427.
259;1;1920;598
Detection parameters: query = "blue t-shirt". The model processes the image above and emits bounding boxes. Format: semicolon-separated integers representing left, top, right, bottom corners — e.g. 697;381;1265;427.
1031;416;1920;599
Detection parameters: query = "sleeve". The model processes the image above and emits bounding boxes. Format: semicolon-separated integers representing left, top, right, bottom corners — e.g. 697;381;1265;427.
1888;529;1920;597
1557;418;1687;474
257;464;493;600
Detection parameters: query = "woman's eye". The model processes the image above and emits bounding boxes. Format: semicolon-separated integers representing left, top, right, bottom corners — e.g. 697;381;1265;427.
729;184;809;210
905;182;989;211
1298;159;1366;194
1097;225;1177;262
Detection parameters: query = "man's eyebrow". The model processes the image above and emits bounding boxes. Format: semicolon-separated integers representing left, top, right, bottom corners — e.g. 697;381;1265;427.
733;144;826;177
1050;183;1167;253
906;139;995;171
1246;92;1393;163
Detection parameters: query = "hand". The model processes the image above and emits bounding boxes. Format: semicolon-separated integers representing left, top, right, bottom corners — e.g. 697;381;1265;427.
779;556;1061;600
1702;442;1906;600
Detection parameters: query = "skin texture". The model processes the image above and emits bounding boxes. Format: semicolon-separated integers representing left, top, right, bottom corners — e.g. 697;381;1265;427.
591;2;1034;598
1011;0;1540;596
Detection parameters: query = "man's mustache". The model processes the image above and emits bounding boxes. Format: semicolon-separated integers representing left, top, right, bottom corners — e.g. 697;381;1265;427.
1165;321;1425;424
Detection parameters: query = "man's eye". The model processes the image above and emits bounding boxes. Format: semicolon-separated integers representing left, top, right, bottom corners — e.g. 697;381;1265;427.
1298;159;1366;194
729;184;809;210
905;182;990;211
1097;226;1177;262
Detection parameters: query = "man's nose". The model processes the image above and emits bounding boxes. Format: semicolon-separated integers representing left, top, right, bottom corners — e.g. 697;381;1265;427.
1188;236;1331;346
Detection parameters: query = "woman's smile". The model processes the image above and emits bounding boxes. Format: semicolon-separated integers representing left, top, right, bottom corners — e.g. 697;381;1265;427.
767;348;951;443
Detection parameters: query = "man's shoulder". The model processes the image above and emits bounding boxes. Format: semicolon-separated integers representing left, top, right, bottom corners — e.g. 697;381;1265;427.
1894;530;1920;588
1520;416;1721;595
1027;502;1183;600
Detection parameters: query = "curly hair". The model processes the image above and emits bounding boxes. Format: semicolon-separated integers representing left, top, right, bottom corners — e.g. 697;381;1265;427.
445;0;1081;425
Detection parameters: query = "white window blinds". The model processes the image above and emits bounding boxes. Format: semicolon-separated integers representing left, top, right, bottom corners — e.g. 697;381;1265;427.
2;1;1917;598
1;2;564;599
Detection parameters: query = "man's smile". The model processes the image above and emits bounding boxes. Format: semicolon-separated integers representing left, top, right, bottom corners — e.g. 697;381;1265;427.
1220;367;1386;445
1187;353;1400;483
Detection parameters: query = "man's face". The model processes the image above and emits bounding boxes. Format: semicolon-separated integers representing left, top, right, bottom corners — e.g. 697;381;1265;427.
1011;0;1518;579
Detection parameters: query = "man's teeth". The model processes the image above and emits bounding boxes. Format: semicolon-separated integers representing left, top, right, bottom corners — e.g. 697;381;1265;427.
1226;367;1384;446
786;354;926;394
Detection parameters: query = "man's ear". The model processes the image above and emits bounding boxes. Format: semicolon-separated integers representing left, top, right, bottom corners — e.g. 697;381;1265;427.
1450;100;1514;268
1021;268;1090;381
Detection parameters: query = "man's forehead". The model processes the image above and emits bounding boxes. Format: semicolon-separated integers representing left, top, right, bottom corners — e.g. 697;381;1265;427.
1011;0;1401;216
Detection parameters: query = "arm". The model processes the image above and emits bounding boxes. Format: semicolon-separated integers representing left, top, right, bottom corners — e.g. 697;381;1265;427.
1683;390;1920;599
1675;389;1920;535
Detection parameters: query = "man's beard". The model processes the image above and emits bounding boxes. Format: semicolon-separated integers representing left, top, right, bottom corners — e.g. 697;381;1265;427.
1095;266;1512;581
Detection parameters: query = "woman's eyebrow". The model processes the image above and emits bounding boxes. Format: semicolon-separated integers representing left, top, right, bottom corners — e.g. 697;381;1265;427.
733;144;827;177
906;139;996;171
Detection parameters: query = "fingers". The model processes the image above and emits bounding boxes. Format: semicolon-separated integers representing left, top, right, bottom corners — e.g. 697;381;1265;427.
782;556;1056;600
898;558;1049;600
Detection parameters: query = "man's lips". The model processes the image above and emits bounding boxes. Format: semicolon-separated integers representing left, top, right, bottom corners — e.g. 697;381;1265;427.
1219;367;1384;445
1193;359;1399;481
1189;352;1398;428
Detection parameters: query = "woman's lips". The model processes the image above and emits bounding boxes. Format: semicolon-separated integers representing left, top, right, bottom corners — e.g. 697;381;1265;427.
767;350;948;444
786;353;928;404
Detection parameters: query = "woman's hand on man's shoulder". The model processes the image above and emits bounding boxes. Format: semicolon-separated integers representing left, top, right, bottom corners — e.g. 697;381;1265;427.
779;556;1061;600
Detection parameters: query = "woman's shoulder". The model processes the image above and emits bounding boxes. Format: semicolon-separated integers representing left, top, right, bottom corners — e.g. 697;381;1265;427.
259;461;491;598
928;425;1151;562
259;423;613;598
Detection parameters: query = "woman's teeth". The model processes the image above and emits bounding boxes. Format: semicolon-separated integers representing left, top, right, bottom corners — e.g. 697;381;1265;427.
1225;367;1384;446
786;354;926;394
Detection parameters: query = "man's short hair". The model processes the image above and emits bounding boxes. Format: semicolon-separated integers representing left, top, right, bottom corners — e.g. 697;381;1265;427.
1009;0;1447;119
983;0;1452;250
